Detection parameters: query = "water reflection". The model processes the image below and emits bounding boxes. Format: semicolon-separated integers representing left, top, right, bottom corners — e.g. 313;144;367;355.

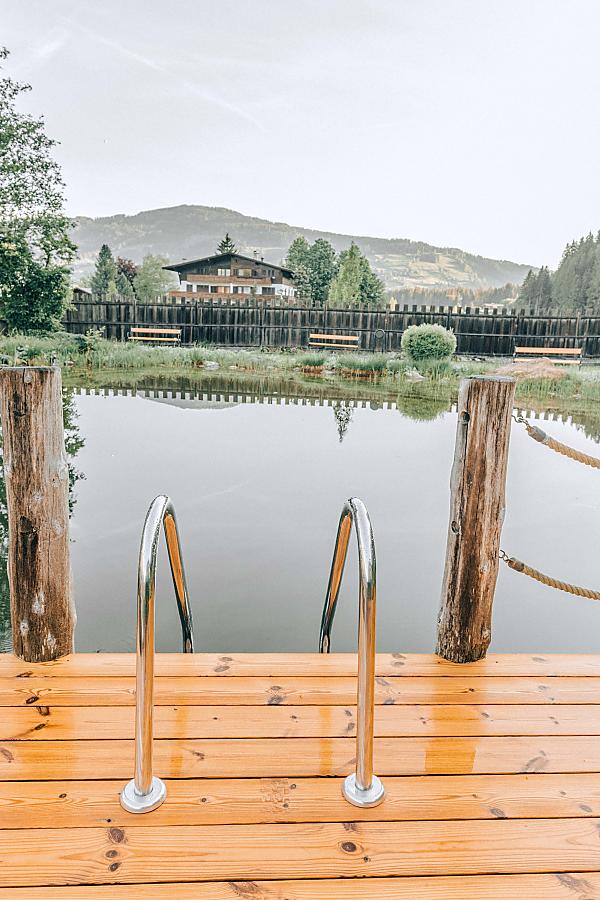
0;388;85;652
333;403;354;443
1;372;599;654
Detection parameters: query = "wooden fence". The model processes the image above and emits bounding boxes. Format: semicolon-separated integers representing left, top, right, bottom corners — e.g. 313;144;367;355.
63;298;600;357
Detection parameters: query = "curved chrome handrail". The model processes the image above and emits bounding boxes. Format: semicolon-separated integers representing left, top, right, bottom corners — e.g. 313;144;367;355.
120;495;194;813
319;498;384;808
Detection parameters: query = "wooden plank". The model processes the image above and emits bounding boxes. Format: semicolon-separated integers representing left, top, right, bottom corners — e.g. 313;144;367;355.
4;703;600;740
309;333;359;341
2;735;600;780
128;336;179;342
130;327;181;334
1;875;600;899
2;653;599;678
514;347;581;355
2;675;600;707
3;773;600;829
1;820;600;886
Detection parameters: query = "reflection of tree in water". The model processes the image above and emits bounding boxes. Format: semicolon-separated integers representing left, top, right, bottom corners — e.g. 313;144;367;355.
333;402;354;443
396;393;449;422
569;409;600;445
0;388;85;651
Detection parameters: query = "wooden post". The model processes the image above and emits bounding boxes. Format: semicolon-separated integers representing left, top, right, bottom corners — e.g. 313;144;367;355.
436;375;516;663
0;367;74;661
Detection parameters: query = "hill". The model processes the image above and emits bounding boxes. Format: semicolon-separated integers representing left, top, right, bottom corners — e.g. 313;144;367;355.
72;204;531;290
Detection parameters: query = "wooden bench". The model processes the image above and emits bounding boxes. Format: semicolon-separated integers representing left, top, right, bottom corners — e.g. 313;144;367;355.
513;346;582;365
129;326;181;344
308;333;360;350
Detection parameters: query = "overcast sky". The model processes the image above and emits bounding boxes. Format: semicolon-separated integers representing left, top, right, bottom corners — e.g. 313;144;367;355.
4;0;600;266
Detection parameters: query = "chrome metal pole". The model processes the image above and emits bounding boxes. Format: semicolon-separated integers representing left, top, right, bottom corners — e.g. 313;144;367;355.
319;498;384;808
120;495;194;813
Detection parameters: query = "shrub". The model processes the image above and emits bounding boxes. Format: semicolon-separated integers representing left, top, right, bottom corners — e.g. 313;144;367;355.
401;324;456;361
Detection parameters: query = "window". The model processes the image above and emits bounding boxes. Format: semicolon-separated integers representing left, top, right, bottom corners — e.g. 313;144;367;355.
236;268;252;277
217;268;231;277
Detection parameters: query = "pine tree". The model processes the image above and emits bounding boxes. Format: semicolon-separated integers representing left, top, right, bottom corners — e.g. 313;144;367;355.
518;269;537;305
534;266;552;310
91;244;118;297
217;233;236;254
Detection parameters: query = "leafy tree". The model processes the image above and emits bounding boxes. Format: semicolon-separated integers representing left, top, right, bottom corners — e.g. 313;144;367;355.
309;239;338;305
2;251;70;331
285;236;310;271
328;242;385;308
134;255;177;301
217;233;236;254
284;236;337;305
0;47;75;331
116;256;138;298
285;236;311;301
328;242;363;307
91;244;117;297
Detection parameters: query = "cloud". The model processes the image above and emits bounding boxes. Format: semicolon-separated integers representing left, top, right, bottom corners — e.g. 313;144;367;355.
74;24;263;129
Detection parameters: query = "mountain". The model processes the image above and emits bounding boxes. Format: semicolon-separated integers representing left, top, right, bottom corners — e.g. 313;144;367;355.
72;204;531;290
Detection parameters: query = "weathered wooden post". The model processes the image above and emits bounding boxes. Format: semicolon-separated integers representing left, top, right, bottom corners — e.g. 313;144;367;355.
436;375;516;663
0;366;74;661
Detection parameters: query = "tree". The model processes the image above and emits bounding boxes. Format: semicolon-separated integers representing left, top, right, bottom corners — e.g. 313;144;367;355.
328;242;363;307
217;233;236;254
285;237;312;301
0;47;75;331
533;266;552;311
328;242;385;308
284;236;337;305
116;256;138;298
90;244;117;297
518;269;537;305
134;255;177;301
309;239;338;305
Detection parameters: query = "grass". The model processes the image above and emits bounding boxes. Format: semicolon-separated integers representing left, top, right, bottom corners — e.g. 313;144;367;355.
296;352;329;368
2;332;600;406
336;353;389;374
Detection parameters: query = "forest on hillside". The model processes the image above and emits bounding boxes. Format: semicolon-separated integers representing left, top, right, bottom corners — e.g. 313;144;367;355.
519;232;600;311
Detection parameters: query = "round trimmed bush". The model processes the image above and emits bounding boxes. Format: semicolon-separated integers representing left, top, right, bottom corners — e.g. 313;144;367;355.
401;323;457;361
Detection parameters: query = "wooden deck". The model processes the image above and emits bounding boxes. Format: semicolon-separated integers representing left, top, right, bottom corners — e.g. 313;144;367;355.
1;652;600;897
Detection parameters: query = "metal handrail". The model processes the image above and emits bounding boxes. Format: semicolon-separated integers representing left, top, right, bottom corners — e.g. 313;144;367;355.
319;497;384;808
120;495;194;813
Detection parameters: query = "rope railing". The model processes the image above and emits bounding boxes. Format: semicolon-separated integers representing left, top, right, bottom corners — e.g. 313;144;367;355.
499;550;600;601
500;414;600;600
513;414;600;469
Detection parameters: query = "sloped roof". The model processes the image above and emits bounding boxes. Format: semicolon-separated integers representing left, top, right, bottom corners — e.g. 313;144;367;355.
163;252;293;278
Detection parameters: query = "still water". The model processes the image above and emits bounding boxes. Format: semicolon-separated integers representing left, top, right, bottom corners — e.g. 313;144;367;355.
1;374;599;653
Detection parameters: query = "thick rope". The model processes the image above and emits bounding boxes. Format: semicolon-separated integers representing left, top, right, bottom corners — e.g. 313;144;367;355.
500;551;600;601
515;416;600;470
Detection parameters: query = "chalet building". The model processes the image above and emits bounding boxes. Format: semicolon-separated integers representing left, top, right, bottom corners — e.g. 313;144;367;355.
163;252;296;302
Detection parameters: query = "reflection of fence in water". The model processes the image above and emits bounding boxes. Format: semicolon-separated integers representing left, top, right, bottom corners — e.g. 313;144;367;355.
69;385;600;441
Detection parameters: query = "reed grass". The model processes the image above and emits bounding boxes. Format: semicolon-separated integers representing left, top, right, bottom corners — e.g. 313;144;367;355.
2;332;600;404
